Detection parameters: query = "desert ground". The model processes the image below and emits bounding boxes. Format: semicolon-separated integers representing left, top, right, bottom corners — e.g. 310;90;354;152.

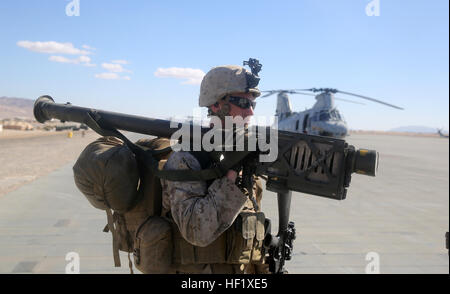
0;131;448;274
0;130;100;197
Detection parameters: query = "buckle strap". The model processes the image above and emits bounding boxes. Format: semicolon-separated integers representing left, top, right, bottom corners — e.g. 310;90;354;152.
106;209;121;267
127;252;134;274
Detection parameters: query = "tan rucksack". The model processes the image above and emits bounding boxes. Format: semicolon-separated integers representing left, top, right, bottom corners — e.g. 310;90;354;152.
73;132;252;273
73;136;174;273
73;136;140;214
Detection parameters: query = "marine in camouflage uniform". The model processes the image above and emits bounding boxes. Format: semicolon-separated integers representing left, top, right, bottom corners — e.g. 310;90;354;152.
160;65;269;274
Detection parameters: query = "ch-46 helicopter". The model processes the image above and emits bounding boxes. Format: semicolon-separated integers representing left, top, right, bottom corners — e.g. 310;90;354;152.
260;88;404;138
437;128;449;138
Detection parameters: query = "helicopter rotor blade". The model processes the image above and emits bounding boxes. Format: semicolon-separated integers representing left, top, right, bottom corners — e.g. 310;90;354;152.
290;91;366;105
262;88;402;108
261;89;321;98
334;97;366;105
260;91;278;98
337;90;404;110
294;88;315;92
260;90;300;98
289;91;316;96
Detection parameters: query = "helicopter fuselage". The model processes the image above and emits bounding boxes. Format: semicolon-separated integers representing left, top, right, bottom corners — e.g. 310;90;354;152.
277;109;348;138
275;92;348;138
264;88;402;139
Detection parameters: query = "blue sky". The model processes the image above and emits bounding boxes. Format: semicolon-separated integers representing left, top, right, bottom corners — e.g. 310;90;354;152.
0;0;448;130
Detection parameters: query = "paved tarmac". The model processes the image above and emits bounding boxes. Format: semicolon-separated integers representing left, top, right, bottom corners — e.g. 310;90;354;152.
0;133;448;274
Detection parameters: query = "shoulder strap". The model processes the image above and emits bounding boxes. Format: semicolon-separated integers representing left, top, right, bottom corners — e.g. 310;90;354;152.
189;151;216;187
105;209;121;267
189;151;213;169
84;110;250;182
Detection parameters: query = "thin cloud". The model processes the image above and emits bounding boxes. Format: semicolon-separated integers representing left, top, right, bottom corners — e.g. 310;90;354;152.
49;55;96;67
97;60;132;79
49;56;78;64
83;63;96;67
101;62;131;73
154;67;205;85
95;73;131;80
95;73;120;80
82;44;96;51
17;41;91;55
78;55;96;67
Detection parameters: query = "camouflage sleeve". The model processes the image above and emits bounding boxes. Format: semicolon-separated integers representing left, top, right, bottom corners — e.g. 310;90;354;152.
161;151;248;247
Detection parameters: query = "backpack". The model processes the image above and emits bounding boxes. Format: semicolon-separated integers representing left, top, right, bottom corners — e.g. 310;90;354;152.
72;110;267;273
73;127;254;273
73;136;175;273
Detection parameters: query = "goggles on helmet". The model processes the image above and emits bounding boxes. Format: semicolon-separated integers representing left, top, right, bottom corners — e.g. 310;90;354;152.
224;95;256;110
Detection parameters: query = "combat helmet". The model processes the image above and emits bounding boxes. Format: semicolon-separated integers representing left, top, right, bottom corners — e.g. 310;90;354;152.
199;63;261;107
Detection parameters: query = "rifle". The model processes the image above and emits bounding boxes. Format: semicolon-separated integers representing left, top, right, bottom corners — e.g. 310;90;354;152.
33;95;379;273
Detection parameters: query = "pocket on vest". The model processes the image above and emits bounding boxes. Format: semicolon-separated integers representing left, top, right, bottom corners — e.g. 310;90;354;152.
226;212;265;264
133;216;173;274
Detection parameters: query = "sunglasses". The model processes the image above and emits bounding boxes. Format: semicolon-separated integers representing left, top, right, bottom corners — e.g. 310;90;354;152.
225;95;256;110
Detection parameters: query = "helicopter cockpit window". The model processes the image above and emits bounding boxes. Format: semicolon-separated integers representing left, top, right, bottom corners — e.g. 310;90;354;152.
311;110;342;121
330;109;341;120
335;111;342;120
319;111;331;121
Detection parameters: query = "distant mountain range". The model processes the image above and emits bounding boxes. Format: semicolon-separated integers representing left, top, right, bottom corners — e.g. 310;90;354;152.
0;97;34;119
389;126;446;134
